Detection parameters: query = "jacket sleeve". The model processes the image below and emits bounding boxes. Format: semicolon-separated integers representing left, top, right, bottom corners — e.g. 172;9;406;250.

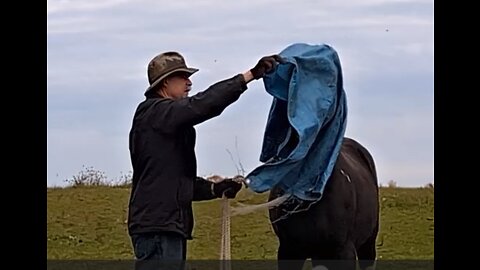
193;177;217;201
151;74;248;132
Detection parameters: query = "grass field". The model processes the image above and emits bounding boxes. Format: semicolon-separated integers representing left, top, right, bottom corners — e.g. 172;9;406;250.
47;186;433;260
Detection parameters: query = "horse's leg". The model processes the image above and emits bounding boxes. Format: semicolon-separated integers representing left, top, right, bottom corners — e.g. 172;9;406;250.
357;232;377;270
277;242;308;270
311;241;357;270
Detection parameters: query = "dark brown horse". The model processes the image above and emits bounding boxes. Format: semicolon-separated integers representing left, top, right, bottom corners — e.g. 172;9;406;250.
268;137;379;270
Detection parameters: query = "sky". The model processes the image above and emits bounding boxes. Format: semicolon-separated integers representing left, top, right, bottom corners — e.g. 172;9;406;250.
47;0;433;187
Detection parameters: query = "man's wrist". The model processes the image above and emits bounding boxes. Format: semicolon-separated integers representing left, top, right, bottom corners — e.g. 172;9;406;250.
242;70;254;83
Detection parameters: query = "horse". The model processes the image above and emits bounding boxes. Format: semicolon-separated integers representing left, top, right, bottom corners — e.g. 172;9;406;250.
268;137;379;270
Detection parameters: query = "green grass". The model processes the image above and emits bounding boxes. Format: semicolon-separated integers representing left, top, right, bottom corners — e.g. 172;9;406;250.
47;186;433;260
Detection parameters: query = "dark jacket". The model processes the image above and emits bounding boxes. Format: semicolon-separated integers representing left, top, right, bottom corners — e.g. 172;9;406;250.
128;74;247;239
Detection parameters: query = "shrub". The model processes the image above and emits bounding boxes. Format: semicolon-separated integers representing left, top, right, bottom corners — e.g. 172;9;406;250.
64;166;134;187
64;166;108;187
387;180;397;188
113;171;133;187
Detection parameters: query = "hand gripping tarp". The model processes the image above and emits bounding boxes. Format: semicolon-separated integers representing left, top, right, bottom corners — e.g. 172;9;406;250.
246;43;347;201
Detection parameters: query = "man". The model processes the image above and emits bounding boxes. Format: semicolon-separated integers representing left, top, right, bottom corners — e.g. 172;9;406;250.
128;51;284;264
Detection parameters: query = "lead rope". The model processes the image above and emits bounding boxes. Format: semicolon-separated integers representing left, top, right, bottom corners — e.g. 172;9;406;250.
219;175;246;270
220;195;231;270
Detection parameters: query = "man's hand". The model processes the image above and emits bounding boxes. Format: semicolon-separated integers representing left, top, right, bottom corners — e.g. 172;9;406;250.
250;55;285;80
212;178;242;198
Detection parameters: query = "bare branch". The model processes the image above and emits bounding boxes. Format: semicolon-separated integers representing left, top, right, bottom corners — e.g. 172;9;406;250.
226;148;242;176
235;136;245;176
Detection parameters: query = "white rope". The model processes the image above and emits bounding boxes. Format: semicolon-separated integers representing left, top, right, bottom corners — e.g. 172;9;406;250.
220;195;231;270
230;193;290;216
218;175;289;270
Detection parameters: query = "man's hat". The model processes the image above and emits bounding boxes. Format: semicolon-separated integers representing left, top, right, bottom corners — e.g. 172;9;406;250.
145;51;199;95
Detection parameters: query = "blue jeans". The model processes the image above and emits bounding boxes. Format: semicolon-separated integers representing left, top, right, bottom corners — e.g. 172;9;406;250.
131;232;186;270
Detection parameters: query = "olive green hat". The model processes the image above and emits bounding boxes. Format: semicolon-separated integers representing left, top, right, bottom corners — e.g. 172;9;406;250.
145;51;199;95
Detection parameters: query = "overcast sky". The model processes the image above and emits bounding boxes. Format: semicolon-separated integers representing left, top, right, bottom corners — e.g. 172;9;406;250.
47;0;433;187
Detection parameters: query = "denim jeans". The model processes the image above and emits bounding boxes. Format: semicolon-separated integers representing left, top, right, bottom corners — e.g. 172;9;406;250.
131;232;186;270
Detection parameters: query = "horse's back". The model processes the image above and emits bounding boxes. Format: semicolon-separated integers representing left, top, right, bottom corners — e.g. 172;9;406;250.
268;137;379;257
341;137;378;187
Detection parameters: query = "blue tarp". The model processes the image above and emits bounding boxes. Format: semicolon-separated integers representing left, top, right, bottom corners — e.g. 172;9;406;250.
245;43;347;201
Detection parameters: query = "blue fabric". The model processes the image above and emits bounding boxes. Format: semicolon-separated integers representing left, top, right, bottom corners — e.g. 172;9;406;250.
245;43;347;201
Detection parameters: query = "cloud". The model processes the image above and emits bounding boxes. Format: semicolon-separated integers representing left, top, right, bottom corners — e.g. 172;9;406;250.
47;0;433;187
47;0;130;15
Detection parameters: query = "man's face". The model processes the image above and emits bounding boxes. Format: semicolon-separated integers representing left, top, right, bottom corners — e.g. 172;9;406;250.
162;72;192;100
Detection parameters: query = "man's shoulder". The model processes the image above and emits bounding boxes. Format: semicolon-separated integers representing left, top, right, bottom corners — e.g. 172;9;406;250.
138;97;172;109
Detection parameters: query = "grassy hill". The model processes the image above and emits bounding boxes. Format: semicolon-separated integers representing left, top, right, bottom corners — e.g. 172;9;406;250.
47;186;433;260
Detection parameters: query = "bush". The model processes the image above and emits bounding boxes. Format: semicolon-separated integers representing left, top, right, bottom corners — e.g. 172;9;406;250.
64;166;133;187
387;180;397;188
64;166;108;187
113;171;133;187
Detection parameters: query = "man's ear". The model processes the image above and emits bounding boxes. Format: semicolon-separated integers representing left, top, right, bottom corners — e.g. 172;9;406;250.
157;80;168;95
